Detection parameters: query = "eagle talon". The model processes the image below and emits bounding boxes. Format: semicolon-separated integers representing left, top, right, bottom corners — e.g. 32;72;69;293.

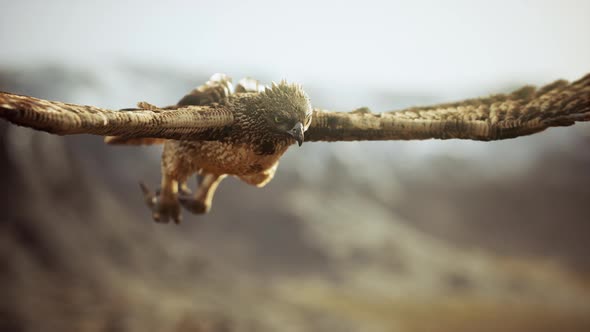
178;195;209;215
152;196;182;224
139;182;156;207
139;182;182;224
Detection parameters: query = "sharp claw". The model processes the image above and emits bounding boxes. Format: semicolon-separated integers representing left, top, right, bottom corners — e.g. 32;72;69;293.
139;182;157;207
172;214;182;224
178;195;209;214
153;204;171;223
139;182;181;224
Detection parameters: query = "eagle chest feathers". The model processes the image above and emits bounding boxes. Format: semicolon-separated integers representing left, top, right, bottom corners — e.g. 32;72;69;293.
167;140;287;177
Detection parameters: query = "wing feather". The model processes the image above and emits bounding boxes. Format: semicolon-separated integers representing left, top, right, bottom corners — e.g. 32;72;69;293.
176;73;234;107
0;92;234;141
306;74;590;142
105;73;236;145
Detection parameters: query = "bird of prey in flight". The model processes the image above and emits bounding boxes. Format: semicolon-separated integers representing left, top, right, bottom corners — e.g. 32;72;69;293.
1;73;588;223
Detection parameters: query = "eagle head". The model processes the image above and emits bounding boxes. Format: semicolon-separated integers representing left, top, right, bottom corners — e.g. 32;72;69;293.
257;81;312;146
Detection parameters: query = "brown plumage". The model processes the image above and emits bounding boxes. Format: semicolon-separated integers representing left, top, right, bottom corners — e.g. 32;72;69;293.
1;73;589;223
307;76;590;141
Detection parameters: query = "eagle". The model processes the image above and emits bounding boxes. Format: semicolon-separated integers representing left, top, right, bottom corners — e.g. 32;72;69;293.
1;73;589;223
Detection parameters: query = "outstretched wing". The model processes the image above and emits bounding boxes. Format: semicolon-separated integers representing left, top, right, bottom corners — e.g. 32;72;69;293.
0;91;234;141
105;73;236;145
306;74;590;142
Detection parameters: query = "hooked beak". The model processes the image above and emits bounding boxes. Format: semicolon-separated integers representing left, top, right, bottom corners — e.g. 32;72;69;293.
288;122;305;146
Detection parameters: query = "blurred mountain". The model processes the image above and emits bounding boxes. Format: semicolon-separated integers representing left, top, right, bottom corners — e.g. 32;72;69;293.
0;65;589;332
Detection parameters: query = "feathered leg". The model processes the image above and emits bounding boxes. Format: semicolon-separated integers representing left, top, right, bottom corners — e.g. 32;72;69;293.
139;141;198;224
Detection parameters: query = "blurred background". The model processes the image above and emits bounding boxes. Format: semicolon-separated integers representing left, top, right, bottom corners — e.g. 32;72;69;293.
1;0;590;331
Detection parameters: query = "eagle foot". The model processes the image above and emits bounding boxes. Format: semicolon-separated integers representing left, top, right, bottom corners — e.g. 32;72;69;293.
139;182;182;224
178;195;210;215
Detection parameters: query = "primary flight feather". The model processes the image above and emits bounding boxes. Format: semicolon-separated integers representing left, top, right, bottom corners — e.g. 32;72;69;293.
1;73;588;223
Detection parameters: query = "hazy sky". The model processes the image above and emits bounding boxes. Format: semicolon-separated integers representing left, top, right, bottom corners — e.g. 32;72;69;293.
1;0;588;96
